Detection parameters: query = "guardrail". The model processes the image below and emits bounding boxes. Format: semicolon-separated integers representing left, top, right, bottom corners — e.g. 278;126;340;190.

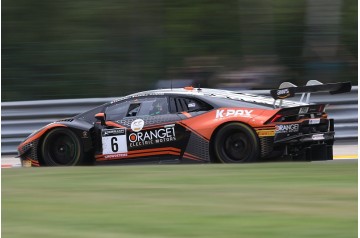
2;88;357;154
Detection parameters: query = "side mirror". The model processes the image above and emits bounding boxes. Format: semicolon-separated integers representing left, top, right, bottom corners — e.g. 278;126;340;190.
95;112;106;126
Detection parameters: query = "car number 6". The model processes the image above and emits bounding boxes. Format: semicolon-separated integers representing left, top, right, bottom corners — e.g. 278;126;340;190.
111;137;119;152
101;129;127;155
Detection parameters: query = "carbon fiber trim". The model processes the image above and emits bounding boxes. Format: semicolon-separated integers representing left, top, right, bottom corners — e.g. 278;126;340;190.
31;140;39;161
19;139;40;163
183;133;210;162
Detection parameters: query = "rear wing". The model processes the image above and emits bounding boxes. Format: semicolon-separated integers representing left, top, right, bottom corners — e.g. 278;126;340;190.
270;80;352;108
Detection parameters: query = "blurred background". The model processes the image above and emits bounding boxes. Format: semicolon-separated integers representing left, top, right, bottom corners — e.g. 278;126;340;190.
2;0;357;101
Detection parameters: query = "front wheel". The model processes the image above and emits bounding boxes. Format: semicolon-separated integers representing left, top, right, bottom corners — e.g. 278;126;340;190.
213;123;260;163
41;128;84;166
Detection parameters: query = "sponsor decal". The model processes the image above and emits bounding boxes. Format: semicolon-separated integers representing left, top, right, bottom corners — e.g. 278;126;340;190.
82;131;88;138
312;134;325;140
131;119;145;132
22;160;32;168
104;153;128;159
257;129;275;137
277;88;290;98
102;129;126;137
276;124;299;133
128;124;176;147
299;107;309;114
216;109;253;119
309;119;321;125
188;103;196;108
111;93;165;104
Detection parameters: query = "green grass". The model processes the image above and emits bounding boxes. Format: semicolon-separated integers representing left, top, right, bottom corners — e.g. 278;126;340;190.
2;162;357;238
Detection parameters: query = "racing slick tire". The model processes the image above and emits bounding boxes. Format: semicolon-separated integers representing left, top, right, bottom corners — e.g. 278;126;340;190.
41;128;85;166
213;122;260;163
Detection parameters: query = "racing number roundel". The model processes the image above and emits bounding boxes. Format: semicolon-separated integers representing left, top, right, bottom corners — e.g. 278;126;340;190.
102;129;128;154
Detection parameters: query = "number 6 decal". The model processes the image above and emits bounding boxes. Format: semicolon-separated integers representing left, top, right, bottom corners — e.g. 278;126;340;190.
111;137;119;152
102;129;127;155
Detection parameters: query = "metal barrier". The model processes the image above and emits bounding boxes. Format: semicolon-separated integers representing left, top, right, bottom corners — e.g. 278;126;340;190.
2;88;357;154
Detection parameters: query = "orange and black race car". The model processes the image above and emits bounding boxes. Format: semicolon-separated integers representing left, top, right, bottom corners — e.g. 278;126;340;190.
18;81;351;167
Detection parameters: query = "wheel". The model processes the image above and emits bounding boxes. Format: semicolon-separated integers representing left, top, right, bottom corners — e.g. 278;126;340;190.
213;123;260;163
41;128;84;166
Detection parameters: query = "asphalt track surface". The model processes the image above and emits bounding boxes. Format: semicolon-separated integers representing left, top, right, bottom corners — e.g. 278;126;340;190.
1;142;357;168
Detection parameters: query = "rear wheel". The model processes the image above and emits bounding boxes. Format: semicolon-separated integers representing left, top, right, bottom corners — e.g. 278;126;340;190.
41;128;84;166
213;123;260;163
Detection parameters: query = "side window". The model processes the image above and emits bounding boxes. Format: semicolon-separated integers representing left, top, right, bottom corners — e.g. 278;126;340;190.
126;103;141;117
105;101;130;121
170;97;212;113
105;97;170;120
137;97;169;116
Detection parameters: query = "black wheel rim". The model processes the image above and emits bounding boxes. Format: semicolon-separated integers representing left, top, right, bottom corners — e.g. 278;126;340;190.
223;132;251;162
46;133;78;165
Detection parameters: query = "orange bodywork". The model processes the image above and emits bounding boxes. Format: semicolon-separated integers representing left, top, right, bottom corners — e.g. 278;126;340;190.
18;123;67;151
105;121;125;128
96;147;181;161
180;107;280;141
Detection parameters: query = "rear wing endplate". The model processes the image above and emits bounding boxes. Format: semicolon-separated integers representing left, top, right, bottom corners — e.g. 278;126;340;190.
270;80;352;108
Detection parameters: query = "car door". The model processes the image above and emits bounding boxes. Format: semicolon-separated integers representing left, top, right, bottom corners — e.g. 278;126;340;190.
99;96;189;163
168;96;214;162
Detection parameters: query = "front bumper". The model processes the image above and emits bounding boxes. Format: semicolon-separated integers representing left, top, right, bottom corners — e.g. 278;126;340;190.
17;139;40;167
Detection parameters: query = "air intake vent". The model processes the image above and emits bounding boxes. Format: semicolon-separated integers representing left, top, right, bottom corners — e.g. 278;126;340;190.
57;118;74;123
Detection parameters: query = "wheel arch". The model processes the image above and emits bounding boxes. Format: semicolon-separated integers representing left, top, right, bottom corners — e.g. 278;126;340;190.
37;125;95;165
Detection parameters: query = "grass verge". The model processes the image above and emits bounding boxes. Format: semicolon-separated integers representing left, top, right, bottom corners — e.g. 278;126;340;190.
2;162;357;238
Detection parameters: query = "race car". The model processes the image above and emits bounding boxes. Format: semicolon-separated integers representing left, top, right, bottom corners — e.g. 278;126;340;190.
17;81;351;166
